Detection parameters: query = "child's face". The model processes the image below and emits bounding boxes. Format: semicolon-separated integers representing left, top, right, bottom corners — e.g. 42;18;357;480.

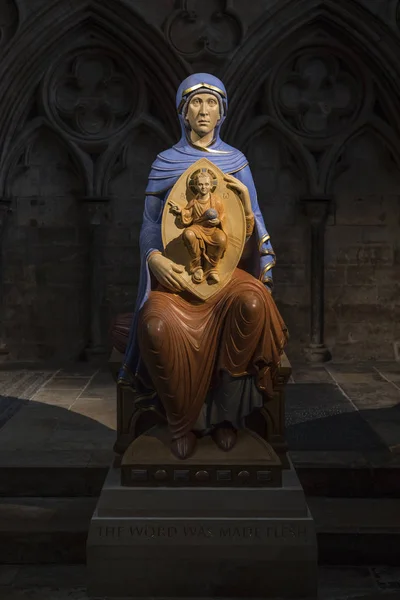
196;174;211;196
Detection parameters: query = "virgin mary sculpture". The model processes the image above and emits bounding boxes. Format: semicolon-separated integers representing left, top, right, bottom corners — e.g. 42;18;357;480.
116;73;288;460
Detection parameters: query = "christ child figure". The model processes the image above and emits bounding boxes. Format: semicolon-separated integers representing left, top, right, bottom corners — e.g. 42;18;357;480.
169;169;227;284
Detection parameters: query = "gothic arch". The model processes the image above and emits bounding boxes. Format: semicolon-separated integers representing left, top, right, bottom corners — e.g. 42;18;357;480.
239;117;319;196
0;117;92;198
222;0;400;142
323;119;400;194
0;0;189;167
97;115;175;197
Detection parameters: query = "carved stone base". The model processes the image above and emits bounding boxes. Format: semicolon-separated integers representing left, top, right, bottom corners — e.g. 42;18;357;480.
87;462;318;598
305;343;332;363
121;426;282;488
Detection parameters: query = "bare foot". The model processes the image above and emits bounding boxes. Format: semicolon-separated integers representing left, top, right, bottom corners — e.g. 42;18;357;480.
170;431;197;459
207;270;220;284
192;267;204;284
211;422;237;452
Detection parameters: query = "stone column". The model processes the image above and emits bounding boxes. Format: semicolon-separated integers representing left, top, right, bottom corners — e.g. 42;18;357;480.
301;197;332;363
0;199;12;359
80;196;110;360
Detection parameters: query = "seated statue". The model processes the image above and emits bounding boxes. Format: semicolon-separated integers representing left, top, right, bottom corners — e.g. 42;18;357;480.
115;73;288;460
169;168;227;284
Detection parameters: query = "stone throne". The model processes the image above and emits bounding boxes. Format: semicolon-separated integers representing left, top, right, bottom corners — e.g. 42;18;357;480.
109;346;292;481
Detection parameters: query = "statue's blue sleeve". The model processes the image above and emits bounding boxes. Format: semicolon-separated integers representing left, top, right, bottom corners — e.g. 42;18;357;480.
234;165;276;289
117;193;165;386
140;195;164;261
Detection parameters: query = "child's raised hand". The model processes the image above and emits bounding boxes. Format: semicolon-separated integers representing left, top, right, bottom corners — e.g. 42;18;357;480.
168;200;182;215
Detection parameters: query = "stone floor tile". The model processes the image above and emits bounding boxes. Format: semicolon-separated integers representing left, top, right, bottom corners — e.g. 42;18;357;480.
292;367;335;384
48;429;115;451
365;450;400;467
87;448;114;466
0;588;89;599
78;386;115;400
359;405;400;452
74;396;115;404
337;382;400;410
0;567;18;586
0;396;26;429
70;398;116;429
353;594;400;600
58;365;99;378
309;497;400;529
12;566;86;589
0;566;399;600
327;365;385;385
0;448;92;467
31;390;79;408
286;384;385;452
0;497;96;534
289;449;369;467
0;408;60;450
371;567;400;590
43;377;91;391
78;372;115;399
0;372;27;394
319;566;377;599
1;372;55;401
375;365;400;387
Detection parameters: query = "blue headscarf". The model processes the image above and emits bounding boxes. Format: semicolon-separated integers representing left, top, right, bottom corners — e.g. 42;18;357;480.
145;73;248;195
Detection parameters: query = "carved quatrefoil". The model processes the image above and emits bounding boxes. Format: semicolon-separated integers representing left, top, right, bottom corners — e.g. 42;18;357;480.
271;51;363;139
165;0;243;59
43;48;138;144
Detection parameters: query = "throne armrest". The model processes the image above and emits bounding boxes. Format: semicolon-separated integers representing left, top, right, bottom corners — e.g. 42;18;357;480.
275;352;292;388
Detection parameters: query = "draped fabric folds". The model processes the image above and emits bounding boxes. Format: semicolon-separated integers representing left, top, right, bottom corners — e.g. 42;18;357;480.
133;269;287;438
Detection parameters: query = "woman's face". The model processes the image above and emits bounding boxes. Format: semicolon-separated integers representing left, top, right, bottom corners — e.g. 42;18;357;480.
185;93;220;137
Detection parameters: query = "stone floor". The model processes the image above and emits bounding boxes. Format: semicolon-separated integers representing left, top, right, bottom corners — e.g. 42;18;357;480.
0;565;399;600
0;361;399;471
0;362;399;587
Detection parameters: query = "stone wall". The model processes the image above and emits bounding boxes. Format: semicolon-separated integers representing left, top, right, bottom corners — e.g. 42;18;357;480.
0;0;400;362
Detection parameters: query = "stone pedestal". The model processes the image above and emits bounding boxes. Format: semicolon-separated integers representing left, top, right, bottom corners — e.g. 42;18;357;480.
87;456;318;598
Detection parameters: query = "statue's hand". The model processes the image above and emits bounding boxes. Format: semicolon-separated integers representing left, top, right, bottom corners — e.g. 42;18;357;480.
148;252;187;292
204;208;218;220
223;174;252;216
199;208;219;226
168;200;182;216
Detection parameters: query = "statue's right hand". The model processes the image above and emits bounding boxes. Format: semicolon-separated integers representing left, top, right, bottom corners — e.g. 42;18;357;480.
168;200;181;216
148;252;187;292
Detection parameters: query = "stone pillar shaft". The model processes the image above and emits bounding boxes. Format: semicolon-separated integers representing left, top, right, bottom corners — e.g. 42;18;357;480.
302;197;332;363
0;199;12;358
310;220;325;345
80;197;110;359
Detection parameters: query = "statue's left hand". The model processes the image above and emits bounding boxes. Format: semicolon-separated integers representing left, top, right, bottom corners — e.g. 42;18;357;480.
148;252;187;292
223;174;252;216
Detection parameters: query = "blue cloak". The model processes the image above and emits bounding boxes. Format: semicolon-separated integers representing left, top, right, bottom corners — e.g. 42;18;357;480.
118;73;276;386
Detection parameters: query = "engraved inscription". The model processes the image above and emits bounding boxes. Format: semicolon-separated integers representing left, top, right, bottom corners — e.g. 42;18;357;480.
95;523;308;541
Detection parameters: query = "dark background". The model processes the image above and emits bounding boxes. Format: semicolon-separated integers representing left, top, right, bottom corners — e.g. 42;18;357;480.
0;0;399;364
